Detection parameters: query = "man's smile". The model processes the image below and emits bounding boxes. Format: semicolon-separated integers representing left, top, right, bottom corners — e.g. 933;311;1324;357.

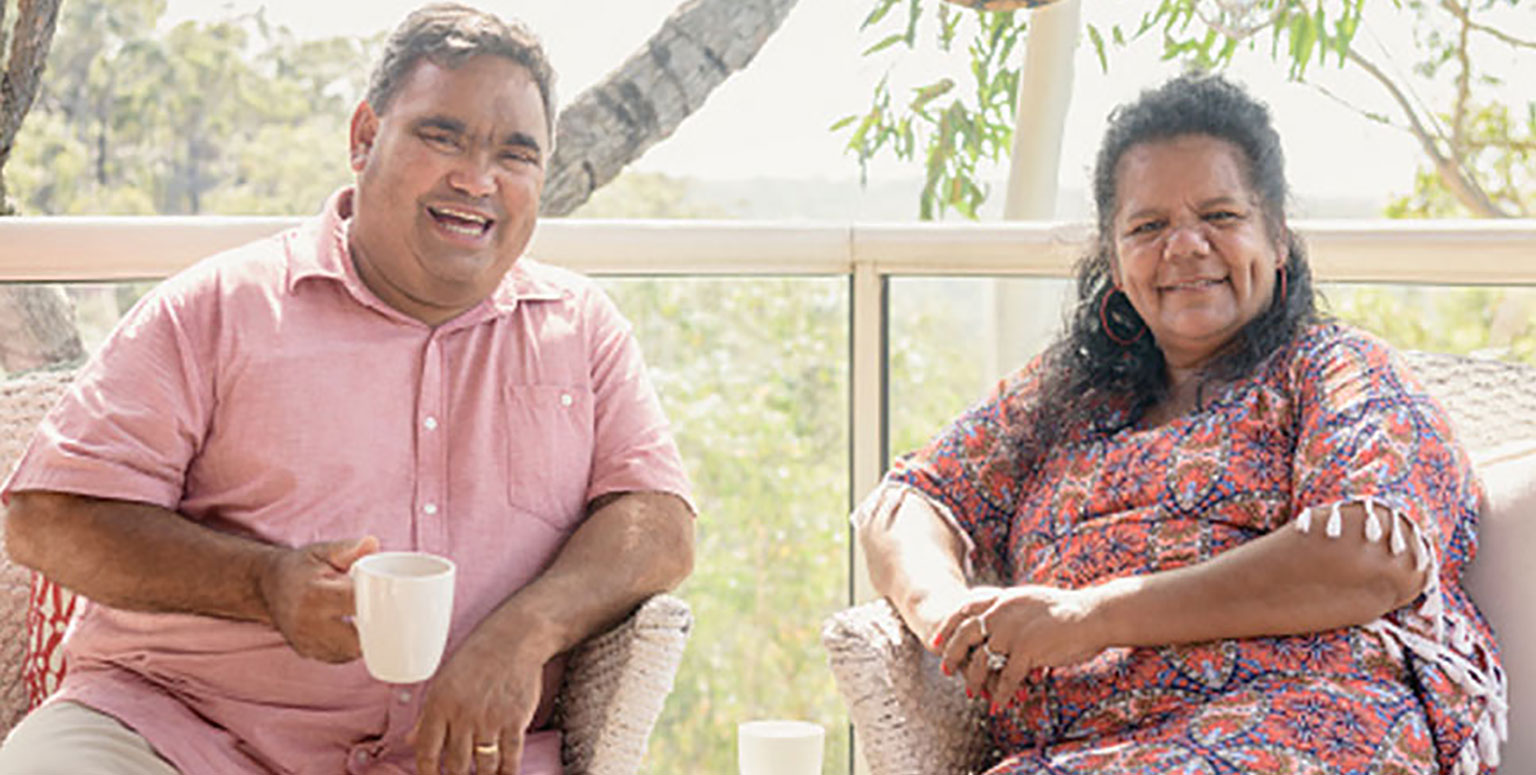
426;203;496;238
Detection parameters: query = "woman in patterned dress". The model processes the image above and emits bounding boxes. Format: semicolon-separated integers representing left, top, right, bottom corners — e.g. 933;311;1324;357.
855;74;1506;775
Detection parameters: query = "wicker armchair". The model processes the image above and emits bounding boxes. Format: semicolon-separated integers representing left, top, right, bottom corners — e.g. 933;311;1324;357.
823;351;1536;775
0;369;690;775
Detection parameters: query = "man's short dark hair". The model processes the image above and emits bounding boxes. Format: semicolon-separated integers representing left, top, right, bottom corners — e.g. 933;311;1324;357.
365;3;557;140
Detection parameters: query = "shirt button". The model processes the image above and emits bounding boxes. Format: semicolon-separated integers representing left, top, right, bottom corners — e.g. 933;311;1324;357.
423;416;438;430
398;689;412;703
560;393;573;407
423;503;439;515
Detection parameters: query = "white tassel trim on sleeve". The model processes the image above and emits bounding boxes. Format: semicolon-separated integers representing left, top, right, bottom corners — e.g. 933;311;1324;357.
1294;497;1508;773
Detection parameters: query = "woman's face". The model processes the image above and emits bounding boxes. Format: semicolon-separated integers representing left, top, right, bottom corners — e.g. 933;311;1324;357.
1110;134;1286;370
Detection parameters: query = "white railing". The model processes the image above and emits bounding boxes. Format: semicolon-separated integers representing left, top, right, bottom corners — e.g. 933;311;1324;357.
4;218;1536;281
4;217;1535;604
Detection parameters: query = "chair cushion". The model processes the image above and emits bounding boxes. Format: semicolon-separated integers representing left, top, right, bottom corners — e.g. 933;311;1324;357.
24;575;75;709
1467;441;1536;771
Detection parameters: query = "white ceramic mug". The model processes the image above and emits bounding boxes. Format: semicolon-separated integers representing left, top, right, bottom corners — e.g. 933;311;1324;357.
350;551;456;684
738;719;825;775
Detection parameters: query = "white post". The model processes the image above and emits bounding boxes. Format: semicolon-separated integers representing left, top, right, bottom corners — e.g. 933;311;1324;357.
991;0;1081;382
1002;0;1081;220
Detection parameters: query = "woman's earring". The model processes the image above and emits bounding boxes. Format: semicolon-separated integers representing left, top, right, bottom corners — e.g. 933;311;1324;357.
1276;264;1288;303
1100;287;1145;346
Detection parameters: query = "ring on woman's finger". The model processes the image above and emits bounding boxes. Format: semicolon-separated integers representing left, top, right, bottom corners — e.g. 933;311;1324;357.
979;640;1008;672
977;615;990;640
473;741;500;756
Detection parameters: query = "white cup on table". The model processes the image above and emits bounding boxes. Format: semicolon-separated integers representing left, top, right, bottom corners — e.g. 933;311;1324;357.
738;719;825;775
350;551;456;684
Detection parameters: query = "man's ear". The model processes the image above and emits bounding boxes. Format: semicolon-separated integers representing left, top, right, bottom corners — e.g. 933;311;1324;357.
349;101;380;172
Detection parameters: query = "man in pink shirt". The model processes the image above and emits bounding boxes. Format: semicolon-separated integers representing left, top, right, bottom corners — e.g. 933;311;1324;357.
0;4;694;774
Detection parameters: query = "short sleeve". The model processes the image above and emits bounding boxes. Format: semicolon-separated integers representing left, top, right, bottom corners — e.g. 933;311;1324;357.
1288;327;1480;582
581;285;694;514
876;358;1045;582
2;276;217;510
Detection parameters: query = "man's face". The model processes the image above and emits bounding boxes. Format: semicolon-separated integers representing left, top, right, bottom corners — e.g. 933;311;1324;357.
347;54;549;325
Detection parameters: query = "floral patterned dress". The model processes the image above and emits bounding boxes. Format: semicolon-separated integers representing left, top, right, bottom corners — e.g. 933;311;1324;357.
865;323;1506;774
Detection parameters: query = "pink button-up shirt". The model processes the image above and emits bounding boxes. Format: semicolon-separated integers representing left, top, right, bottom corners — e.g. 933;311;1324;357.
3;188;692;774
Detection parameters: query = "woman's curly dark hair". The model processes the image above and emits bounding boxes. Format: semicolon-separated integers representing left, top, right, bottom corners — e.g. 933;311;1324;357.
1021;73;1320;459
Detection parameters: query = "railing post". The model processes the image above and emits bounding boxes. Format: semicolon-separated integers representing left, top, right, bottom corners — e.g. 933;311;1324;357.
848;243;888;775
848;258;887;606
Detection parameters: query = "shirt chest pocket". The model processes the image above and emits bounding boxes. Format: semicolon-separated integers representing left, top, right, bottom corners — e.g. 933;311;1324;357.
503;384;596;530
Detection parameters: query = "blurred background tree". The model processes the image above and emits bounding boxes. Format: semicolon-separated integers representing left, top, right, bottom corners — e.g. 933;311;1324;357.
11;0;368;216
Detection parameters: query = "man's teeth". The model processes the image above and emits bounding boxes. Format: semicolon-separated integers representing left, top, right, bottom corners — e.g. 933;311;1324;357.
431;206;491;236
441;221;483;236
435;206;488;224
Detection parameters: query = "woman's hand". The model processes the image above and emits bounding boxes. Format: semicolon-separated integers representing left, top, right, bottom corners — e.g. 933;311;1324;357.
916;585;1004;655
936;585;1108;710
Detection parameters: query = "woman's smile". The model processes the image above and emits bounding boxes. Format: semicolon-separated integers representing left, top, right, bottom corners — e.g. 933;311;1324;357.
1159;277;1227;292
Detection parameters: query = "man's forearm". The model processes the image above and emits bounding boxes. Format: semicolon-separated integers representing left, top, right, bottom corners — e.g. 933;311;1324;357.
471;491;694;662
5;490;280;624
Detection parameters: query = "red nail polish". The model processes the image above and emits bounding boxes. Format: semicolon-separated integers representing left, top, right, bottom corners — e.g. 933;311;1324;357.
981;689;991;701
965;687;973;698
941;664;951;676
931;632;945;648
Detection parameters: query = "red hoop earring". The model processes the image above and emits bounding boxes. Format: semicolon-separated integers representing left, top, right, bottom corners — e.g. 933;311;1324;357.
1100;287;1145;346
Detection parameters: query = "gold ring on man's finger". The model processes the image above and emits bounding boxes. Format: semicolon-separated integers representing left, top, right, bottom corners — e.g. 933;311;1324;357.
474;741;500;756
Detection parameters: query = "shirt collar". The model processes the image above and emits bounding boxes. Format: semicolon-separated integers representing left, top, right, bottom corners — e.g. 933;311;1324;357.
287;186;564;317
285;186;355;293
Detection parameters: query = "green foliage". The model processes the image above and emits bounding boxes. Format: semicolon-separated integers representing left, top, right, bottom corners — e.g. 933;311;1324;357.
584;173;855;772
1386;101;1536;218
888;279;995;455
10;0;372;215
1326;285;1536;365
835;3;1029;220
598;277;852;775
1126;0;1364;76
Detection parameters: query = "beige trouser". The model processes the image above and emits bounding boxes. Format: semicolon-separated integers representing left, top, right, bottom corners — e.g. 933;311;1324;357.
0;700;181;774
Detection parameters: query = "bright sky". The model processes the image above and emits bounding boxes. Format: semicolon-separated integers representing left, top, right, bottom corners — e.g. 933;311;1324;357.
164;0;1440;214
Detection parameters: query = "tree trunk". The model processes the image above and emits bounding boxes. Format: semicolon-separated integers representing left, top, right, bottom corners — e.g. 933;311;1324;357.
541;0;801;216
0;0;64;211
0;285;83;373
0;0;80;376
